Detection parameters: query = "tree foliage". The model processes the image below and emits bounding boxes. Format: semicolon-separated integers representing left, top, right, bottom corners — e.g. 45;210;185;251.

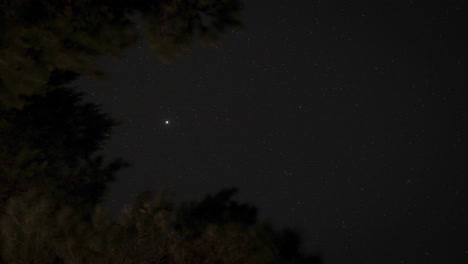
0;0;242;108
1;188;319;263
0;88;127;209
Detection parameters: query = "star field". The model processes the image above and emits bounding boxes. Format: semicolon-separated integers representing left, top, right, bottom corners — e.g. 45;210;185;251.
75;1;468;263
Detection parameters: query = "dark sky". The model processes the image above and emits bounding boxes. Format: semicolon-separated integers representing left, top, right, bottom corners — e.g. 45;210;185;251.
75;1;467;263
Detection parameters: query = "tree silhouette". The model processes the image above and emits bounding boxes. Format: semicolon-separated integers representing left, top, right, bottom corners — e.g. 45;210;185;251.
0;88;127;208
175;188;257;235
1;188;321;263
0;0;242;108
141;0;243;62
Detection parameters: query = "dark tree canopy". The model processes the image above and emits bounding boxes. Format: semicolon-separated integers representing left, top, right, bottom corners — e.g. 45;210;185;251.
1;187;320;263
0;0;242;108
0;88;127;208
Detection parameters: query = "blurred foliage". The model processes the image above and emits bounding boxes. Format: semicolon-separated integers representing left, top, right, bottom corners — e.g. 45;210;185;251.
0;0;242;108
142;0;243;62
1;188;319;263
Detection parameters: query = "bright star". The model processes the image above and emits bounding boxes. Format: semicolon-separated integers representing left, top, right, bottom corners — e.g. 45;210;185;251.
165;120;169;124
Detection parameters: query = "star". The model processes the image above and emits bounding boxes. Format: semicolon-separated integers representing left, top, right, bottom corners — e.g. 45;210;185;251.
165;120;170;125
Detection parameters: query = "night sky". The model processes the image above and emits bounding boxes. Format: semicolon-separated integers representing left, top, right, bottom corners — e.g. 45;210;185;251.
74;1;467;263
